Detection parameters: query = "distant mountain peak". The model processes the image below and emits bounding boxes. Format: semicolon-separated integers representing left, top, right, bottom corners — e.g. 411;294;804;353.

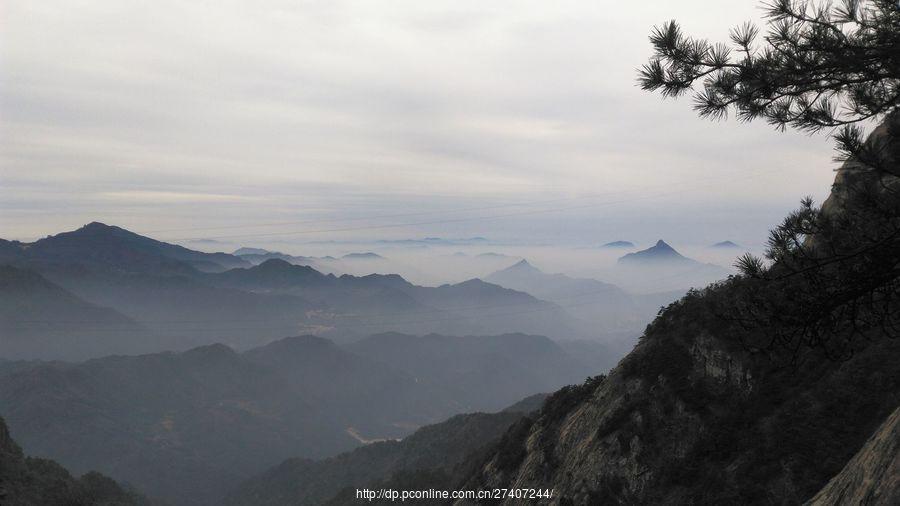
602;241;635;248
342;252;383;259
710;240;741;249
516;258;541;270
618;239;690;264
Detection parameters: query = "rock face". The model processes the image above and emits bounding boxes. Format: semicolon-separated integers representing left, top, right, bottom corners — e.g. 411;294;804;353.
806;406;900;506
451;291;900;504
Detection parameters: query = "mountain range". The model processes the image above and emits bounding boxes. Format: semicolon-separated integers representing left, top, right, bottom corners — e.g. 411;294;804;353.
0;333;591;505
0;223;594;359
484;260;658;339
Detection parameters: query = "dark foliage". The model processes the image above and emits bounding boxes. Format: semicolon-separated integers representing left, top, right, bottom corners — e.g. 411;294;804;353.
722;116;900;363
0;417;148;506
639;0;899;133
642;0;900;362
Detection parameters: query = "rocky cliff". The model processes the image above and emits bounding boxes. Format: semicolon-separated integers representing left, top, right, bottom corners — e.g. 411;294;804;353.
806;406;900;506
450;287;899;504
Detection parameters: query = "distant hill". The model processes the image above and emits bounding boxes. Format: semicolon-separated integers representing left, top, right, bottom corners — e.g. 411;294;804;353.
602;241;635;248
203;259;588;342
211;258;335;290
710;240;742;249
5;222;249;273
233;248;336;273
0;266;154;360
612;240;731;292
0;416;148;505
617;239;694;265
348;333;592;412
0;340;373;505
342;252;383;260
484;260;648;335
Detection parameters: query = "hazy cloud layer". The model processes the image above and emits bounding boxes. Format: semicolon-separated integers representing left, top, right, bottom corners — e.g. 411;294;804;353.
2;0;838;245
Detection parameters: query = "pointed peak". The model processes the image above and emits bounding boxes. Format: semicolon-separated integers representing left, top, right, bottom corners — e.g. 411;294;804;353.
651;240;678;252
617;239;689;264
506;259;540;272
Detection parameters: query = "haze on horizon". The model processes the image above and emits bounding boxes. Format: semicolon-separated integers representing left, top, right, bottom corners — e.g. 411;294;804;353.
1;0;838;247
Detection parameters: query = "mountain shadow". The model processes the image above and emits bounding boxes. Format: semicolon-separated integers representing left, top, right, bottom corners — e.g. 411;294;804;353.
0;265;155;360
0;332;586;505
223;402;536;506
0;415;149;505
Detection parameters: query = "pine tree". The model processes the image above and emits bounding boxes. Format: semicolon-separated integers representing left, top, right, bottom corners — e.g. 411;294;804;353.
640;0;900;361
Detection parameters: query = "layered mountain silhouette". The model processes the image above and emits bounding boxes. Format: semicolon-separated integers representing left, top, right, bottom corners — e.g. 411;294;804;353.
484;260;685;345
485;260;642;334
0;266;156;360
0;223;593;359
0;333;589;505
710;240;742;249
348;333;582;412
233;248;338;274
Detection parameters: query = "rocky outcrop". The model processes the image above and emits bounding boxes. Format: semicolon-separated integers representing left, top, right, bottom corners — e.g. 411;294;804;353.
452;290;900;505
806;406;900;506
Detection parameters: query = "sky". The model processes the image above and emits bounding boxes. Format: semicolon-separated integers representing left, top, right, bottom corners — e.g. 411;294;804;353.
1;0;841;248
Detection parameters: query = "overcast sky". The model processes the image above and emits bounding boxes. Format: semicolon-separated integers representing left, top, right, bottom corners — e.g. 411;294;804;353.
1;0;840;247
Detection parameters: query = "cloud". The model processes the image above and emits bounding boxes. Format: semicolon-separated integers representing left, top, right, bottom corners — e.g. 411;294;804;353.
1;0;839;243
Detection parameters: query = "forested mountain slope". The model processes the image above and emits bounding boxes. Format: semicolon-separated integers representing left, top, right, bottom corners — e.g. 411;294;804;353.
0;416;149;506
